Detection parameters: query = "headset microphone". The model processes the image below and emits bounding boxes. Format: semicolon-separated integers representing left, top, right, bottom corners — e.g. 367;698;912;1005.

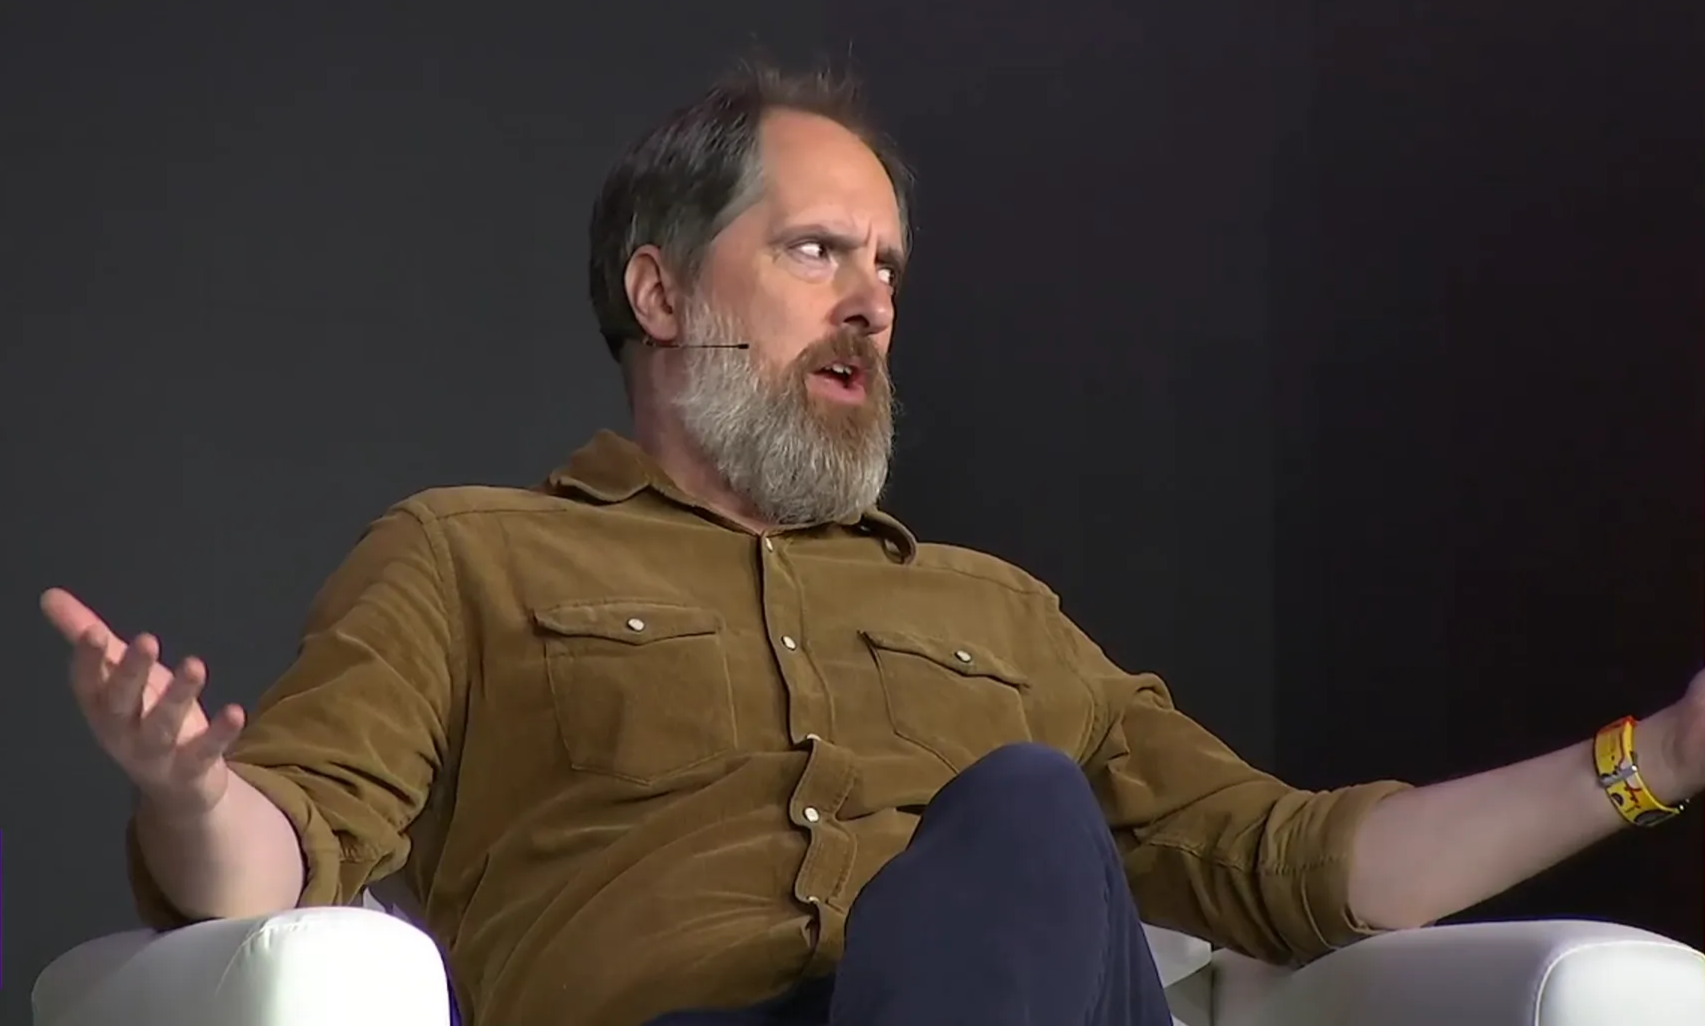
639;337;751;350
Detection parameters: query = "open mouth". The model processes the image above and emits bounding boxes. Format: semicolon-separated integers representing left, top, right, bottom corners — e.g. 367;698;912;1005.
809;359;867;400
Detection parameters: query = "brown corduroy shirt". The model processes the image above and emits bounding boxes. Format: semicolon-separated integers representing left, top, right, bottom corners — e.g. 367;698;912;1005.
128;430;1409;1026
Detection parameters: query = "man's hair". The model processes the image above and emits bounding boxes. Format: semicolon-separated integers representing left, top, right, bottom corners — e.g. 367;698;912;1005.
587;60;913;361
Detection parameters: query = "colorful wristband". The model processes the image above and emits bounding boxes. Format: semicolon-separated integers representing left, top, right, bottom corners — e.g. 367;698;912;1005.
1593;716;1685;828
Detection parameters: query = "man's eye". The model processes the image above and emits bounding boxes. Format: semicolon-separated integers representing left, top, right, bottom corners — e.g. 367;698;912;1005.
794;240;829;260
877;267;896;287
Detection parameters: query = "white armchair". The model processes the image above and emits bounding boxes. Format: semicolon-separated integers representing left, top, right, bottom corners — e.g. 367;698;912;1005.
31;910;1705;1026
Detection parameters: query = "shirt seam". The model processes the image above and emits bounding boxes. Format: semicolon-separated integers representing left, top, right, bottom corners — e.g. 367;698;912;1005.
1040;594;1114;762
912;560;1055;598
1139;835;1347;877
402;500;1042;605
387;499;472;885
394;499;467;683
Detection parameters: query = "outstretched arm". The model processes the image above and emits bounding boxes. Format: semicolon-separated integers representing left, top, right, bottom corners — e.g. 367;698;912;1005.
46;501;463;927
43;589;304;920
1346;676;1704;930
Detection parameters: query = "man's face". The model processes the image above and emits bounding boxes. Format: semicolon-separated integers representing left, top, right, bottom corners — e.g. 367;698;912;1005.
666;110;906;526
692;109;904;381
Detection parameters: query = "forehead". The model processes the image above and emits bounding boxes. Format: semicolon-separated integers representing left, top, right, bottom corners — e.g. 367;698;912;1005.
754;109;903;243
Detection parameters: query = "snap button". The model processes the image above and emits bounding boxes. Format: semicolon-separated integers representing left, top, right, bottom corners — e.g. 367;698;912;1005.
782;635;798;650
954;649;973;663
626;618;646;632
803;806;822;823
763;537;775;552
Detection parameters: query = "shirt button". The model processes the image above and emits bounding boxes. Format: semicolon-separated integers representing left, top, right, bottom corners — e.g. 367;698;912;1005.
782;635;798;650
803;806;822;823
626;618;646;632
954;649;973;663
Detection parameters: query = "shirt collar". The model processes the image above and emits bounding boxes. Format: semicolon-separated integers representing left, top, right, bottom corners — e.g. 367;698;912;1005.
542;430;919;563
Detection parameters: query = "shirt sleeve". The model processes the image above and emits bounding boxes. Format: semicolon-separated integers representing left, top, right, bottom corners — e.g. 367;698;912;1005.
127;501;464;928
1055;609;1412;965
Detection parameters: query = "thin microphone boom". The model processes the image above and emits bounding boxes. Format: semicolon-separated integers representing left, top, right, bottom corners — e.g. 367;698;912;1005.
639;337;750;350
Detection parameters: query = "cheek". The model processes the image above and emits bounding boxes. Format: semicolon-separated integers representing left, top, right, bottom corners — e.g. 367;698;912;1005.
740;272;825;359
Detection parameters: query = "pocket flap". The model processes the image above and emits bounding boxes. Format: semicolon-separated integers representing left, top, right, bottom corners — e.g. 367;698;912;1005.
859;629;1030;688
533;601;723;645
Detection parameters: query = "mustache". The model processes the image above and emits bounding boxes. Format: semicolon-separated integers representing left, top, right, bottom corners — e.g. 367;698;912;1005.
789;329;889;382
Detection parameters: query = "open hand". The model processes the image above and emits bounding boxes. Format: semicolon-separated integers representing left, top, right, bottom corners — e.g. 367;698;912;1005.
41;588;244;817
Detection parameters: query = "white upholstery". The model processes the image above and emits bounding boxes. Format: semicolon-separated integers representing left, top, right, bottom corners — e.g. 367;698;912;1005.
1212;919;1705;1026
1145;922;1213;988
32;907;450;1026
31;910;1705;1026
1144;924;1215;1026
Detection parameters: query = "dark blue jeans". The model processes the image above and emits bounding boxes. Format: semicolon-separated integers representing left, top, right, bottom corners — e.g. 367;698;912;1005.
646;743;1174;1026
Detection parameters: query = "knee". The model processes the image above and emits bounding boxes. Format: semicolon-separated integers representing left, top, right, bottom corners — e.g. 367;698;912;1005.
954;743;1099;817
922;744;1117;882
967;741;1082;780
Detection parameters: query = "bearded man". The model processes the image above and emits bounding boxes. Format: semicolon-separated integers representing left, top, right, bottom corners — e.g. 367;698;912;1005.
42;62;1705;1026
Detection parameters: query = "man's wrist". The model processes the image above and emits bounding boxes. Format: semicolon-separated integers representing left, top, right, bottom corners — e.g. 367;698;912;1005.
1627;705;1696;810
134;782;223;831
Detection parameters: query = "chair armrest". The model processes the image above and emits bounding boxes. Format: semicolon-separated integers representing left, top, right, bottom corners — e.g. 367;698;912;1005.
1212;919;1705;1026
33;907;451;1026
1143;923;1213;989
1141;924;1214;1026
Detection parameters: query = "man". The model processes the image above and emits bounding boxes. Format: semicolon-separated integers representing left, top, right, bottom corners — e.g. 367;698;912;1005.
42;61;1705;1026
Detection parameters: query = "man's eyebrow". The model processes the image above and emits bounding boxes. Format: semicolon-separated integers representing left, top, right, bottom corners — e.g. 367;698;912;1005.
876;241;908;275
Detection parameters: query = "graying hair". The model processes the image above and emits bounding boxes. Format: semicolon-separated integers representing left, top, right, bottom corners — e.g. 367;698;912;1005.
587;61;912;360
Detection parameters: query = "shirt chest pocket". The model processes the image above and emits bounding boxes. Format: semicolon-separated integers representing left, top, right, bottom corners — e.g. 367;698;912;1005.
861;628;1033;772
533;601;738;786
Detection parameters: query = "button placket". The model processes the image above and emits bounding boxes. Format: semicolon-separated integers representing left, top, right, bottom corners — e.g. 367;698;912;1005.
760;532;831;756
790;744;855;917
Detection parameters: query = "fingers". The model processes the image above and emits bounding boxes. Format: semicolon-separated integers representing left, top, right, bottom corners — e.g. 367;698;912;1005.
67;624;112;715
102;632;160;720
137;656;207;752
49;597;240;782
180;703;245;772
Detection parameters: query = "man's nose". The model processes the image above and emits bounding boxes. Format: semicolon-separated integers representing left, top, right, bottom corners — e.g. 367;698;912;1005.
833;272;895;338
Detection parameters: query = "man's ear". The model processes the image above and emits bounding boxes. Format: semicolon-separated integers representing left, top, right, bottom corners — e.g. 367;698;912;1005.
624;244;683;344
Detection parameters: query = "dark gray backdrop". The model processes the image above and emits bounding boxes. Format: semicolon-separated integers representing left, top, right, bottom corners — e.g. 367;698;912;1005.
4;4;1700;1023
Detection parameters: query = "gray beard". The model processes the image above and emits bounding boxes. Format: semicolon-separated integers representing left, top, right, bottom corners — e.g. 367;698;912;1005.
669;305;893;527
